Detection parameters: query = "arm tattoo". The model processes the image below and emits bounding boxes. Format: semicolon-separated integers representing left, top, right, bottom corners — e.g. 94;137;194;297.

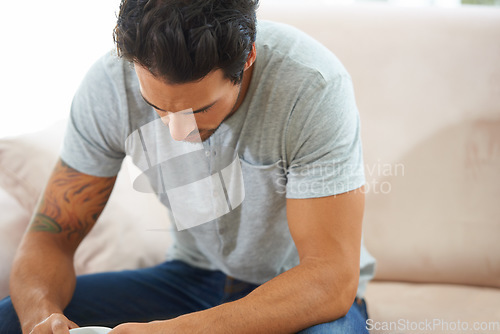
30;214;62;233
29;159;117;241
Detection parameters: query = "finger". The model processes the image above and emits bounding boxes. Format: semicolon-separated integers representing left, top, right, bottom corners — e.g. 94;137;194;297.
51;318;72;334
110;323;131;333
109;322;142;334
66;318;79;329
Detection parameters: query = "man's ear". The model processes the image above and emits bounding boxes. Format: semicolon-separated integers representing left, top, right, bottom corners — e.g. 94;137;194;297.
243;43;256;71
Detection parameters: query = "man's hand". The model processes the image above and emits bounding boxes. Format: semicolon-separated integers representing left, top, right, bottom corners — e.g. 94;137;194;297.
110;321;169;334
10;159;117;334
28;313;78;334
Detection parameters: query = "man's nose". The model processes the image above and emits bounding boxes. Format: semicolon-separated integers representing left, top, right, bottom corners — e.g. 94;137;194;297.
161;110;198;141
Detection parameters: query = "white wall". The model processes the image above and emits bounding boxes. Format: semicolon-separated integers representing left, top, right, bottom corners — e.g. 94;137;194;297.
0;0;486;138
0;0;120;138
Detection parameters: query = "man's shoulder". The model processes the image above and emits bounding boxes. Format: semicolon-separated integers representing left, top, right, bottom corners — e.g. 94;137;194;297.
84;51;134;86
256;20;348;83
77;51;143;116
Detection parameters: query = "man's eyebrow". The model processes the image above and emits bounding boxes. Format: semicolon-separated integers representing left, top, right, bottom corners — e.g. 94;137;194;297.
140;93;217;114
141;93;166;112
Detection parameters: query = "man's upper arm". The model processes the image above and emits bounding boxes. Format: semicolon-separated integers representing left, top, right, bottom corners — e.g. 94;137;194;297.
61;54;126;178
28;158;117;252
283;73;365;303
286;190;364;265
285;74;365;199
286;189;364;304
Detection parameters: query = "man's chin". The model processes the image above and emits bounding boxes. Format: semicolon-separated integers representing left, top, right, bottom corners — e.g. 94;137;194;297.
184;130;215;143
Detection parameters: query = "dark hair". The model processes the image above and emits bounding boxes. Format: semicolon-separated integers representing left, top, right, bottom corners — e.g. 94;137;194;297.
113;0;259;84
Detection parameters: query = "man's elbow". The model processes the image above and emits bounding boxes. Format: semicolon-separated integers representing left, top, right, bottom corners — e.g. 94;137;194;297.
320;266;360;320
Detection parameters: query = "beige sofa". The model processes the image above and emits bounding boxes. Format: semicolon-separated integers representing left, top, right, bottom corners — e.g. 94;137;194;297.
1;2;499;333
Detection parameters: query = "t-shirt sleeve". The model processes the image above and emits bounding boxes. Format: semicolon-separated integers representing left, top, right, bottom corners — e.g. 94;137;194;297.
285;74;365;199
61;55;126;177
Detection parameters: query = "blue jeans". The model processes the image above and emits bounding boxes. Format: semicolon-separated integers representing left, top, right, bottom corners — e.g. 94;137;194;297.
0;260;369;333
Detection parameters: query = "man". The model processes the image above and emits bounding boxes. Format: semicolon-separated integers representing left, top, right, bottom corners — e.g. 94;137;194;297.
0;0;376;332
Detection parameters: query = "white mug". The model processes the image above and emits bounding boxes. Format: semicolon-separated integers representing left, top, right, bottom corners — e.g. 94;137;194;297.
69;327;112;334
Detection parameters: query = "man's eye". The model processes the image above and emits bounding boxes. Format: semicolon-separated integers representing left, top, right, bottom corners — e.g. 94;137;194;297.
199;106;213;114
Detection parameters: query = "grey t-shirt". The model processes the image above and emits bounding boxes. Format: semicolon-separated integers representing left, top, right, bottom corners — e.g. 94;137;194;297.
62;21;376;297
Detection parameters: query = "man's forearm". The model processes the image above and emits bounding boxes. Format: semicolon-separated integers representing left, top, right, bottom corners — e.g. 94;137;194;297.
10;235;77;333
163;258;357;334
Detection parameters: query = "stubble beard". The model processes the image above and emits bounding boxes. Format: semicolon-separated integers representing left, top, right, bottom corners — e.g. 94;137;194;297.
187;83;243;144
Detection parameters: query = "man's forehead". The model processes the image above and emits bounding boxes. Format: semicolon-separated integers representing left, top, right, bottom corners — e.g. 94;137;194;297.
135;68;223;110
134;63;227;85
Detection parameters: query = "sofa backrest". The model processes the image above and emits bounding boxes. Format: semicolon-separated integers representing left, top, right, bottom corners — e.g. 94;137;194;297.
0;122;172;299
258;2;500;288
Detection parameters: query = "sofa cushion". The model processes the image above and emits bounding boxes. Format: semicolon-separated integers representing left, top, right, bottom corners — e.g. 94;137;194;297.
258;2;500;288
365;281;500;334
0;121;66;213
363;120;500;288
0;187;31;299
0;121;172;300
